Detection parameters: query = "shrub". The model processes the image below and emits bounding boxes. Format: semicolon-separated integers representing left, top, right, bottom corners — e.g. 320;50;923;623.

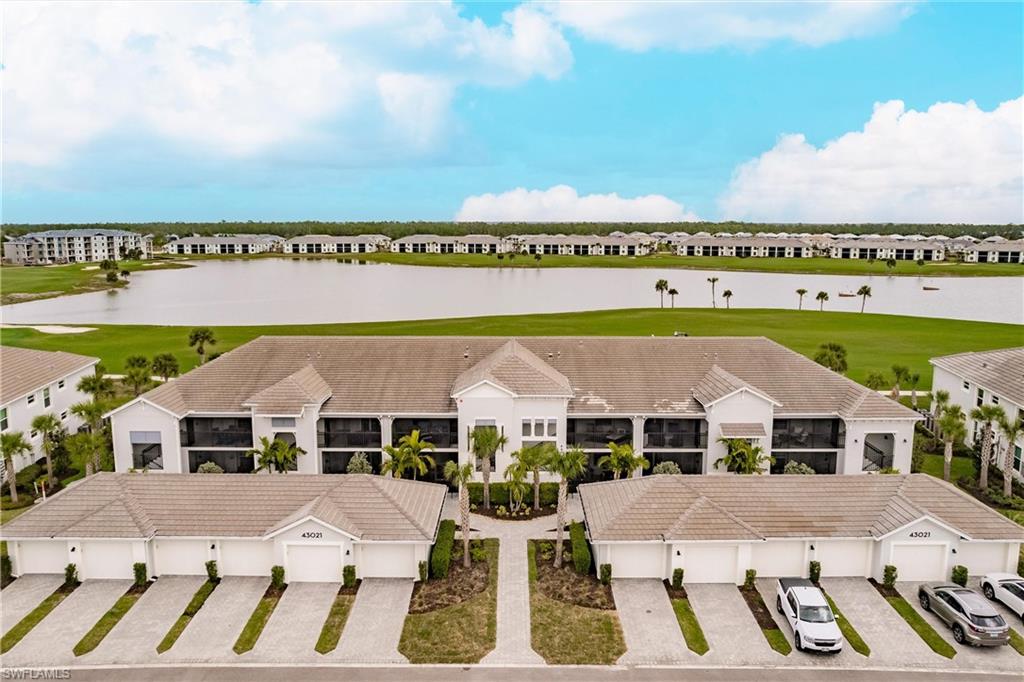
783;461;816;475
569;522;591;575
883;564;897;588
652;461;682;475
105;270;119;283
343;565;357;588
600;563;612;585
744;569;757;590
346;452;374;474
809;561;821;584
467;482;558;507
430;519;456;579
65;563;79;587
271;565;286;590
418;561;427;583
672;568;684;589
205;560;219;582
1;554;11;584
951;565;968;587
133;562;148;588
196;461;224;474
471;540;487;563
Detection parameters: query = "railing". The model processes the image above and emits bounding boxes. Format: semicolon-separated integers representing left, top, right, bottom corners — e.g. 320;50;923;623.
318;432;382;449
862;442;892;472
644;433;707;449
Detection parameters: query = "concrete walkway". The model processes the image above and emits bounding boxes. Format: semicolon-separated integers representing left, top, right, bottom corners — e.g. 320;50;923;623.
331;578;413;663
613;579;692;664
0;574;63;637
684;583;777;665
250;582;340;663
164;576;269;663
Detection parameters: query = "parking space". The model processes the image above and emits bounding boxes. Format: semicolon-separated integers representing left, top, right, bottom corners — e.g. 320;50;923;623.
0;575;63;637
163;576;269;663
612;579;693;664
250;582;341;662
683;583;776;665
968;576;1024;630
329;578;412;663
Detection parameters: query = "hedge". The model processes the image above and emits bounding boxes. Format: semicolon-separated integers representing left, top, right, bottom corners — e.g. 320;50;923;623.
569;522;591;575
466;482;558;507
431;520;456;579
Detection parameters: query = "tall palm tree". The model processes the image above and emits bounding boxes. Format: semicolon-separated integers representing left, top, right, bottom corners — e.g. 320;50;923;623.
796;288;808;310
188;327;217;364
816;290;829;311
996;415;1022;498
1;432;32;503
30;413;62;485
383;429;436;479
249;436;306;474
470;426;507;509
70;400;106;433
65;431;106;477
970;404;1005;491
932;389;950;446
77;369;114;401
722;289;733;309
908;373;921;409
937;406;966;482
668;288;678;308
707;277;719;308
654;279;669;308
515;443;554;510
152;353;180;382
444;460;475;568
544;447;587;568
857;285;872;313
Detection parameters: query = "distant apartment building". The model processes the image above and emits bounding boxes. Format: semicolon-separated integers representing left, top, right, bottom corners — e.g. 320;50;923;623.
164;235;284;255
390;234;510;254
962;240;1024;264
827;238;945;262
2;229;153;264
284;234;389;254
677;236;813;258
518;234;651;256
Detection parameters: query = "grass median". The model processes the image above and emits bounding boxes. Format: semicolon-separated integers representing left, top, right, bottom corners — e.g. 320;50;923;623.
669;595;709;655
0;582;78;653
156;579;219;654
822;592;870;656
232;582;286;655
73;583;149;656
873;586;956;659
314;590;357;655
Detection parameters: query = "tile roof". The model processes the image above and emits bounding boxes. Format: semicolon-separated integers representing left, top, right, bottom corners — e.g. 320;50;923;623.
967;240;1024;253
579;474;1024;542
452;340;573;397
121;336;918;420
931;347;1024;406
828;239;946;250
0;346;99;404
681;236;813;248
1;473;446;542
284;234;387;244
719;422;767;438
242;364;331;415
692;365;778;407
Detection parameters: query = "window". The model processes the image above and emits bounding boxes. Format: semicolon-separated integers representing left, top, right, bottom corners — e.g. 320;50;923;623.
271;417;296;428
962;381;969;392
31;430;38;439
60;411;68;421
58;380;65;390
474;420;498;472
1014;445;1021;474
522;419;531;437
0;407;7;431
130;431;163;470
547;419;557;437
27;393;35;405
319;418;382;449
977;388;984;407
43;388;51;408
992;395;1000;405
522;418;557;440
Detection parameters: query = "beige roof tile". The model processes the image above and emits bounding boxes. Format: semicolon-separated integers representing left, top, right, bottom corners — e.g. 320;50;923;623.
452;340;572;397
242;364;331;415
931;347;1024;406
0;347;99;404
719;422;767;438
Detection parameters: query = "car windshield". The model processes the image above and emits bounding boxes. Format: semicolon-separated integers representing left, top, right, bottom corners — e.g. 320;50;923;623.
799;606;834;623
969;614;1005;628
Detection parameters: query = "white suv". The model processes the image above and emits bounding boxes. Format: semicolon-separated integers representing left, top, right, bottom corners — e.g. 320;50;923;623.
980;573;1024;623
776;577;843;653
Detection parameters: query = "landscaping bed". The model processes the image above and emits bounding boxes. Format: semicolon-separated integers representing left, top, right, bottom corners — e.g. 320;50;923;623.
409;539;490;613
664;581;709;655
869;579;955;659
532;539;614;609
738;583;791;655
157;579;219;654
74;581;150;656
1;580;79;653
471;504;556;520
314;583;360;655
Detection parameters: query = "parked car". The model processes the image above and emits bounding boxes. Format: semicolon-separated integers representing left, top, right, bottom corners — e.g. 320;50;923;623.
918;584;1009;646
775;577;843;653
980;573;1024;623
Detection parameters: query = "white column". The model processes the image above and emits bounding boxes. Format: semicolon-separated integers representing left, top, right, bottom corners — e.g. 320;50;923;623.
632;416;645;477
379;416;393;461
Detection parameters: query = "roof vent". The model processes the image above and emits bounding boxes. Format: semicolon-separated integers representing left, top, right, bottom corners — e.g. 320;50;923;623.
463;346;469;359
547;352;554;359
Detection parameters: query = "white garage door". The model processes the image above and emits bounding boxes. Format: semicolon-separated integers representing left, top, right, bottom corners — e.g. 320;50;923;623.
958;543;1009;576
816;541;872;577
220;540;274;577
286;544;343;583
609;544;665;579
750;541;805;577
154;540;208;576
890;543;947;582
360;544;417;578
80;541;135;579
682;544;739;583
17;541;66;575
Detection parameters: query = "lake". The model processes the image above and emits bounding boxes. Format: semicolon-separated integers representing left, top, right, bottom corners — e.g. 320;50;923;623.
1;259;1021;325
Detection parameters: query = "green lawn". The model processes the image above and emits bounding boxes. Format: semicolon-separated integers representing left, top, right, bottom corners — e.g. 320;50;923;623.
918;454;976;482
73;587;145;656
886;595;956;659
232;588;284;654
0;261;191;305
156;580;219;654
314;592;357;655
670;597;709;655
764;627;793;655
1;308;1020;387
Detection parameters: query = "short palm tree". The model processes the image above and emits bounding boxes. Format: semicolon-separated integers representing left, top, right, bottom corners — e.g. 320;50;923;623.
152;353;180;382
707;277;719;308
503;460;530;514
813;342;848;374
890;365;910;400
383;429;436;480
30;413;62;484
654;279;669;308
249;436;306;474
544;447;587;568
668;288;679;308
857;285;872;313
188;327;217;364
598;441;645;480
124;360;151;396
70;400;106;433
970;404;1005;490
715;438;773;474
471;426;507;509
1;432;32;503
932;389;950;445
65;431;107;477
815;290;828;311
722;289;733;309
444;460;475;568
908;372;921;409
996;414;1022;498
937;406;966;482
796;288;808;310
77;369;115;401
515;443;554;510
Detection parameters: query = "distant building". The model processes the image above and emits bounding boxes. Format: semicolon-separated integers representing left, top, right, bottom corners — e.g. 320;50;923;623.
284;234;389;254
677;236;813;258
518;234;651;256
827;239;945;262
390;234;510;254
164;235;284;255
2;229;153;264
962;240;1024;264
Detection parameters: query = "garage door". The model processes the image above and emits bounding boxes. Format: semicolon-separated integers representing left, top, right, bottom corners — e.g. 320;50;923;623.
80;541;135;579
17;541;66;575
890;543;946;582
816;541;872;577
220;540;274;577
361;544;417;578
958;543;1009;576
750;541;805;577
286;544;343;582
154;540;208;576
609;544;665;579
682;544;739;583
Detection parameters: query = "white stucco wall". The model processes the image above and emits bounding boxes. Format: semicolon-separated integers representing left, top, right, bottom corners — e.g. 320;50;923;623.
841;419;916;474
252;408;319;474
111;401;183;473
703;391;774;474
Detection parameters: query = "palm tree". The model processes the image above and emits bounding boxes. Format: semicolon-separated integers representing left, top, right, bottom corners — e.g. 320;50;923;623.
722;289;733;309
1;432;32;503
470;426;507;509
707;277;719;308
668;288;679;308
937;406;966;482
908;373;921;409
813;342;848;374
857;285;872;313
383;429;436;480
515;443;554;510
932;389;950;446
152;353;180;382
890;365;910;401
796;288;807;310
715;438;773;474
65;431;106;477
815;291;829;311
70;400;106;433
597;442;648;480
996;414;1022;498
503;461;530;514
249;436;306;474
970;404;1005;491
188;327;217;364
444;460;475;568
654;279;669;308
864;371;888;390
124;356;151;395
77;369;114;401
544;447;587;568
30;413;62;485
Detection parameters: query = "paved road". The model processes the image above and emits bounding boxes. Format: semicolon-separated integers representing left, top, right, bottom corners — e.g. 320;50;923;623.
613;579;692;664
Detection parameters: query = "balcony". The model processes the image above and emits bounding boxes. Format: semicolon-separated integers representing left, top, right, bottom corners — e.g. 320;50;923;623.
392;418;459;449
180;417;253;448
318;418;381;449
772;419;844;450
567;418;632;449
643;419;707;449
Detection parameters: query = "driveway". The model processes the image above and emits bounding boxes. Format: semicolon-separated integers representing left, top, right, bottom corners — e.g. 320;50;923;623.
329;578;413;663
612;579;692;664
968;576;1024;631
249;582;340;662
1;579;131;667
683;583;776;665
163;576;269;663
0;574;63;637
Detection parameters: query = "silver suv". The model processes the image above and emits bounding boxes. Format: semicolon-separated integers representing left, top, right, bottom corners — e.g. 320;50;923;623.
918;584;1009;647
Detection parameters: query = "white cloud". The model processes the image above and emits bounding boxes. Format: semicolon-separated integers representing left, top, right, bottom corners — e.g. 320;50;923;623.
719;97;1023;224
455;185;698;222
537;1;915;51
1;2;572;166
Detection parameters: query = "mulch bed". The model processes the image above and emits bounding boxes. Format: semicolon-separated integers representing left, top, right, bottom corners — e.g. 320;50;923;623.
663;580;688;600
338;581;360;596
868;578;900;599
471;505;557;521
738;585;781;631
408;546;489;614
264;584;287;599
533;540;615;610
126;582;151;596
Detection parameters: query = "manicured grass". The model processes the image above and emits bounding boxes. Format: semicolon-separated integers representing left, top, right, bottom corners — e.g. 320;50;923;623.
527;540;626;665
0;584;76;653
670;598;709;655
822;592;870;656
885;595;956;659
398;538;498;663
918;454;977;483
2;308;1019;387
156;580;218;654
314;592;357;655
764;628;793;655
0;261;190;305
73;586;146;656
1008;628;1024;656
232;586;285;654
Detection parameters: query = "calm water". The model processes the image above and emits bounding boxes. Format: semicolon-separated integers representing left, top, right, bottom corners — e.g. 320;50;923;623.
1;259;1021;325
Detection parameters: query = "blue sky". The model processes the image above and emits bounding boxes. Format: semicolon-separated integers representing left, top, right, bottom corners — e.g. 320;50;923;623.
2;1;1021;224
